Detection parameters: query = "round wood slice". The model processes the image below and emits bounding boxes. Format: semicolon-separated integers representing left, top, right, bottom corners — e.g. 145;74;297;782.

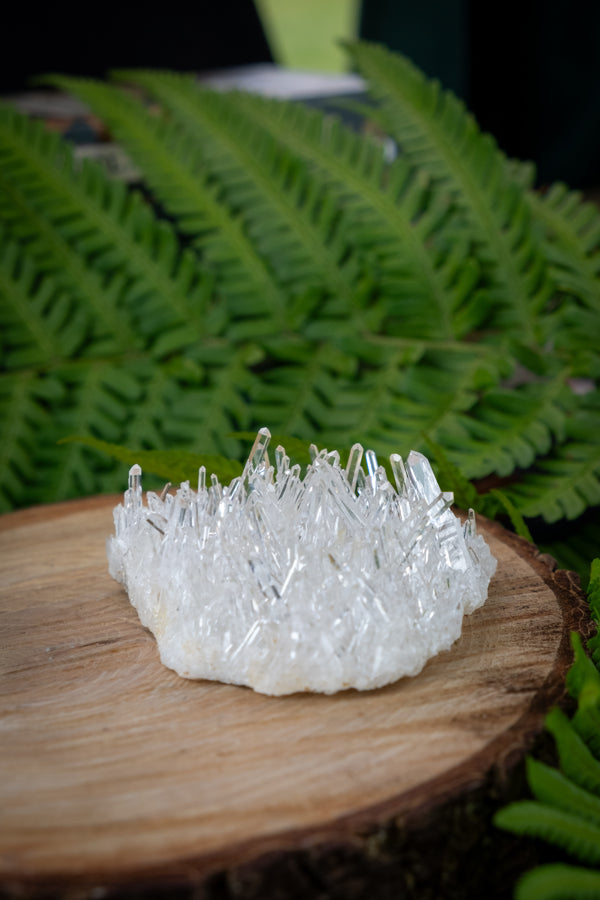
0;495;592;898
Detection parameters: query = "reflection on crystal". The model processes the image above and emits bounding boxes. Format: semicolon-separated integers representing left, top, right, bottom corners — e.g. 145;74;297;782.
107;428;497;696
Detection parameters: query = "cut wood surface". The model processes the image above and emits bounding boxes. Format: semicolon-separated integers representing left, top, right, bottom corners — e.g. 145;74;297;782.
0;495;591;895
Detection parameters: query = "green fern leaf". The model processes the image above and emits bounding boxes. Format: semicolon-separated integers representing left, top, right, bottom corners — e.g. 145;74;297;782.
0;103;213;355
526;757;600;828
514;863;600;900
249;339;356;440
43;75;295;337
60;436;242;485
0;236;88;368
484;489;534;542
527;184;600;310
109;70;369;316
506;393;600;521
438;376;569;479
0;171;139;354
545;707;600;796
494;801;600;866
306;342;508;458
555;303;600;378
567;632;600;702
0;372;63;512
587;558;600;667
346;40;555;342
589;558;600;621
207;86;483;341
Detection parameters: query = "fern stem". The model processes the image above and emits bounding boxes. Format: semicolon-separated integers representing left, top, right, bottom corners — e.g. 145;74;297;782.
0;240;76;366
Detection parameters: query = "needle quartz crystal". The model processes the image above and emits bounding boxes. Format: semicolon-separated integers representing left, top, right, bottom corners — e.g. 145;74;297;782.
107;429;496;695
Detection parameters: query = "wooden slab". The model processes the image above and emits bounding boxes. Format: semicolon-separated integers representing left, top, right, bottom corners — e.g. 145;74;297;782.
0;495;589;894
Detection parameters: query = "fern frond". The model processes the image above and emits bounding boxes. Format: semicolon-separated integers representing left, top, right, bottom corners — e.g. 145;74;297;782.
173;342;259;458
567;632;600;702
206;86;482;341
514;863;600;900
296;340;509;457
34;362;145;502
554;303;600;378
249;339;359;440
0;372;63;511
589;559;600;622
527;184;600;310
43;76;294;337
545;708;600;796
0;103;213;355
494;801;600;866
506;393;600;521
109;70;368;312
0;171;139;354
526;757;600;828
439;377;570;479
0;237;88;368
61;435;242;485
346;40;555;342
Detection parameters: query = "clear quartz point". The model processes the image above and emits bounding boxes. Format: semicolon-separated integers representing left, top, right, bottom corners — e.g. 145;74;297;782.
345;443;364;493
464;508;477;538
107;429;497;696
248;427;271;470
365;449;379;494
406;450;440;503
124;464;142;510
389;453;407;496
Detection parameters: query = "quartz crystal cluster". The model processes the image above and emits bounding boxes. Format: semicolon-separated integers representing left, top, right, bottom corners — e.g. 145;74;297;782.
107;429;497;695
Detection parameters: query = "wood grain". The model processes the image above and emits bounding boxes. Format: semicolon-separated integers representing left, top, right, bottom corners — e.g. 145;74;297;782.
0;495;589;894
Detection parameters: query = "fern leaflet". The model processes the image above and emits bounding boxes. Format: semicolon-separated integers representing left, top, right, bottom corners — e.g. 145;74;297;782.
42;76;293;337
346;40;555;343
514;863;600;900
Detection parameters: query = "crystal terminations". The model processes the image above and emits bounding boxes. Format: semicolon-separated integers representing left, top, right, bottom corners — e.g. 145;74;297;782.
107;429;497;696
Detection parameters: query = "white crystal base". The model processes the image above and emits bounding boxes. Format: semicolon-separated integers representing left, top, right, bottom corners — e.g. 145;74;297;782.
107;430;497;695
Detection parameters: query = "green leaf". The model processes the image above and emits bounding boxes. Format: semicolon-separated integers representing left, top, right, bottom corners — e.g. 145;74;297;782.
44;75;294;338
589;558;600;622
0;43;598;530
59;435;242;486
514;863;600;900
346;40;555;343
505;393;600;522
545;707;600;796
527;184;600;312
526;756;600;828
208;84;480;343
494;800;600;866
